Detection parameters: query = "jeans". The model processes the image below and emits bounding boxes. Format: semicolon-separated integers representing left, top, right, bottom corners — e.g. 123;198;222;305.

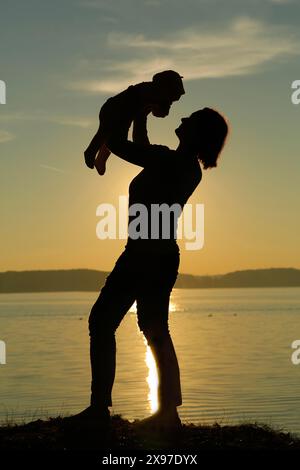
88;245;182;409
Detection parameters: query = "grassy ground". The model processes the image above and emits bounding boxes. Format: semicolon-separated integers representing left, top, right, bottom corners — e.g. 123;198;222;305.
0;414;300;451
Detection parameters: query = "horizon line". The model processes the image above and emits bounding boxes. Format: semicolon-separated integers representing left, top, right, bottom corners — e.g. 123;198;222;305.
1;266;299;278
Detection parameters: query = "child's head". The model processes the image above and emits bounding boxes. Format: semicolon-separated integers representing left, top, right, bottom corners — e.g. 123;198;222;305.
151;70;185;117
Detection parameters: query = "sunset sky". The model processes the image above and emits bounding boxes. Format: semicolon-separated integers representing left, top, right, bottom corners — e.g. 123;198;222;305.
1;0;300;275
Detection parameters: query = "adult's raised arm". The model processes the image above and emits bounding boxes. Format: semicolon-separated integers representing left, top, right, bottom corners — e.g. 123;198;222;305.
107;137;172;168
132;111;150;146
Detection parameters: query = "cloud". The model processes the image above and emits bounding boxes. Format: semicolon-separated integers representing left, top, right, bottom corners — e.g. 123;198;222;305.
268;0;291;3
69;17;298;94
39;164;68;174
0;112;92;128
144;0;162;6
0;130;15;143
46;116;93;128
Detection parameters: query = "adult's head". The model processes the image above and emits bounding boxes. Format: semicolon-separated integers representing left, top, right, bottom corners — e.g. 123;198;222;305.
175;108;229;169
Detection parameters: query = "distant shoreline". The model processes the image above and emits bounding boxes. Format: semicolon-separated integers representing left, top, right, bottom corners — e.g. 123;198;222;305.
1;268;300;293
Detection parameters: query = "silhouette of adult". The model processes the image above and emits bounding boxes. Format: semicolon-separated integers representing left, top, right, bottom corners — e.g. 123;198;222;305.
70;108;228;431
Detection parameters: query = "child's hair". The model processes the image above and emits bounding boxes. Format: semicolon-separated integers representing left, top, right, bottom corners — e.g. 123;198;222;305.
189;108;229;169
152;70;185;98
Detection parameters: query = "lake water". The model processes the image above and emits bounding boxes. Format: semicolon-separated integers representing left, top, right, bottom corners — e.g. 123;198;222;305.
1;288;300;434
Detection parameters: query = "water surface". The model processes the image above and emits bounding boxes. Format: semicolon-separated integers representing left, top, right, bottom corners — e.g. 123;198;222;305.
1;288;300;434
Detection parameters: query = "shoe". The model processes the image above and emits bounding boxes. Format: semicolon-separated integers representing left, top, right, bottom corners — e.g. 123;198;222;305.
62;406;110;430
135;409;182;434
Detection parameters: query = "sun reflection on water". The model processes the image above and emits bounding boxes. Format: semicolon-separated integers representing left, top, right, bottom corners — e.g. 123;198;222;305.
130;300;177;314
131;299;178;413
144;337;159;413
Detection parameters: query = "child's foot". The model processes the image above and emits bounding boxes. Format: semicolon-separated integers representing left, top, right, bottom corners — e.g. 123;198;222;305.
84;150;96;169
95;158;106;175
95;145;110;175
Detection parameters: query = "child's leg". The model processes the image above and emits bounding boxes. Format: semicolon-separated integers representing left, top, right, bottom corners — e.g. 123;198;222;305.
84;125;105;169
94;144;111;175
85;98;130;173
84;102;111;169
94;121;129;175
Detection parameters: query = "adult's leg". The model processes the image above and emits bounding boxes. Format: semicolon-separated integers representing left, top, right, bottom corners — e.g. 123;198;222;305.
89;250;136;409
136;289;182;410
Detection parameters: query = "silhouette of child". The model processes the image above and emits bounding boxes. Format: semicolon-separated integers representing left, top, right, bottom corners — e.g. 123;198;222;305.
84;70;185;175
